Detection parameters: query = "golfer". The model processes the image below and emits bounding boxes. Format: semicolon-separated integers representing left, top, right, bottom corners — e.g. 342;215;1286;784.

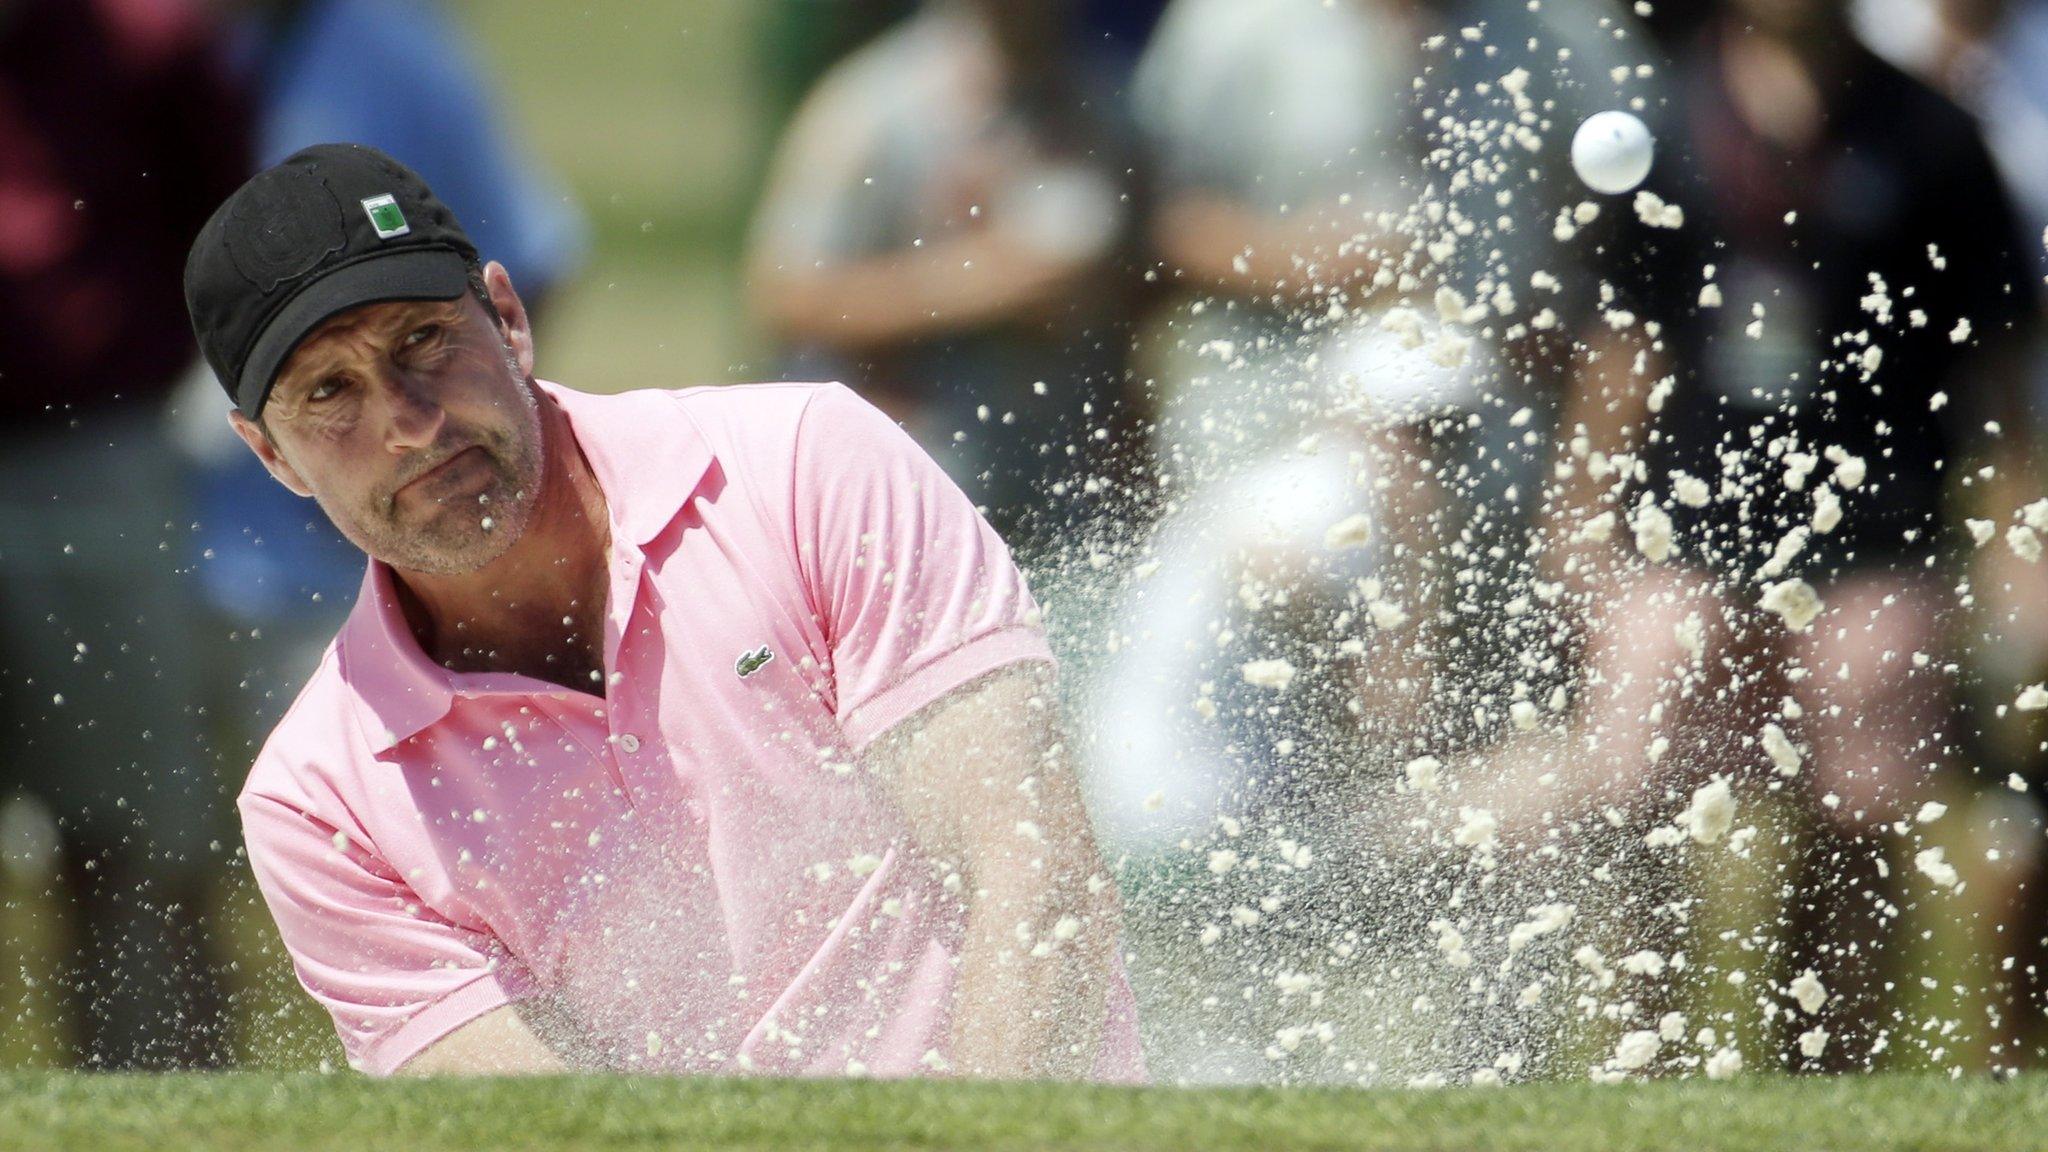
184;144;1140;1078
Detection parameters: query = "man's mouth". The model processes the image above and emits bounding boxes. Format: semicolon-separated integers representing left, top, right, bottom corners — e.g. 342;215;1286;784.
397;445;485;502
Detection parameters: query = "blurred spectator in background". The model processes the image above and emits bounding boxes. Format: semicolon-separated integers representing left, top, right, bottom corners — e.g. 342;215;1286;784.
168;0;587;732
238;0;584;300
1093;0;1643;853
1093;0;1679;1084
754;0;916;132
744;0;1144;558
1487;0;2038;1072
1069;0;1171;92
753;0;1169;127
1094;0;1432;853
1853;0;2048;1068
0;0;250;1067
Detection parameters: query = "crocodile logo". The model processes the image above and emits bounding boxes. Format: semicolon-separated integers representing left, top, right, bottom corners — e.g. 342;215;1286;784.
735;644;775;679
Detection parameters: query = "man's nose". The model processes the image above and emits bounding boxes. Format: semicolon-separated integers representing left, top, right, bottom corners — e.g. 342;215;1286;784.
378;372;447;454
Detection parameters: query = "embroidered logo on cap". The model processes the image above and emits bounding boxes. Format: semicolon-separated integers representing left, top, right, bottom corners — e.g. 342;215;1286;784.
361;193;410;239
224;168;347;292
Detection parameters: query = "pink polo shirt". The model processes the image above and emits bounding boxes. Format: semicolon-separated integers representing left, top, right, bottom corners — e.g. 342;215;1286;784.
239;379;1142;1078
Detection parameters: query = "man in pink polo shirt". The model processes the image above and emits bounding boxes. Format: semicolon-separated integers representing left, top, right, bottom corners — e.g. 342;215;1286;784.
182;143;1141;1078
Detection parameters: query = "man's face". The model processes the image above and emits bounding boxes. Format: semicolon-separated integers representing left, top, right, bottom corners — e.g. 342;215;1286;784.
233;275;544;576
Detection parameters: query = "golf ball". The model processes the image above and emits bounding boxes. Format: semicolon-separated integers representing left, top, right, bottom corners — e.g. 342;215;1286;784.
1571;110;1655;195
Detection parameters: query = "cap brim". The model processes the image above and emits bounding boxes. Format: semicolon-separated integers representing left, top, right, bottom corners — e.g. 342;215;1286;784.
237;247;472;417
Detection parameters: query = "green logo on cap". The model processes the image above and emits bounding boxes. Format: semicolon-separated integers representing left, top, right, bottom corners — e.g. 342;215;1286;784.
361;194;409;239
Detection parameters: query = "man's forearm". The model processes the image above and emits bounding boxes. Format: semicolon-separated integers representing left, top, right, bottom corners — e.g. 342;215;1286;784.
948;866;1118;1080
865;665;1125;1079
397;1003;569;1076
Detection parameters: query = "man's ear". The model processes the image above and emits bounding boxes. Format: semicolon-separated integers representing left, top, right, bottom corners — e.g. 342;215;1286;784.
228;410;315;498
482;260;536;380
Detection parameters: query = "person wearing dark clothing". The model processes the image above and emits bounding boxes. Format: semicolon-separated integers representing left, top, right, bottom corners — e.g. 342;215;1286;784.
0;0;252;1068
745;0;1144;558
1638;28;2032;577
1487;0;2037;1073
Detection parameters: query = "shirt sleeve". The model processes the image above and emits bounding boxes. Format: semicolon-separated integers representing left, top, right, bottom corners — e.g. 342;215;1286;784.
239;790;541;1076
790;382;1055;751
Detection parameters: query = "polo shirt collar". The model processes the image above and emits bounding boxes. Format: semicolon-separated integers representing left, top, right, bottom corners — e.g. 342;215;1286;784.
538;378;716;548
339;379;716;753
340;562;457;752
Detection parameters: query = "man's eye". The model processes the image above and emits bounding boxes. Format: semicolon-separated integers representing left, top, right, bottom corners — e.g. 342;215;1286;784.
404;324;442;348
309;377;350;402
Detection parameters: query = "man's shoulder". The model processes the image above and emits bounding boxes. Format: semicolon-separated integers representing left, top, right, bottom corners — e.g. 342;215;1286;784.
546;379;855;477
670;379;846;421
664;380;868;463
560;379;843;435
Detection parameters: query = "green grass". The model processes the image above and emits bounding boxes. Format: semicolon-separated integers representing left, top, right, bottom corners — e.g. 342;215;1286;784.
3;1072;2045;1151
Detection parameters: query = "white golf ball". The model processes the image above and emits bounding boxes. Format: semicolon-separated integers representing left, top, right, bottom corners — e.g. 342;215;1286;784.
1571;110;1655;195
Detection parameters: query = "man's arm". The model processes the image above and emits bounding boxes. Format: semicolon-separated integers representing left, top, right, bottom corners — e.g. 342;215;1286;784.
863;663;1122;1080
396;1004;566;1076
241;791;574;1077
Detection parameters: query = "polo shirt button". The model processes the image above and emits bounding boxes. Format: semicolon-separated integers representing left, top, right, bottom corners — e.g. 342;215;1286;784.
619;733;642;753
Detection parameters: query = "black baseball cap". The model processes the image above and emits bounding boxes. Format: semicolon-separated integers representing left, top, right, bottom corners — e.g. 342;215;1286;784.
184;143;478;419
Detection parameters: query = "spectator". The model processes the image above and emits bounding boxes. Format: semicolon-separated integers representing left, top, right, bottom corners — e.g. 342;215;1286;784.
745;0;1143;558
1482;0;2038;1072
1071;0;1172;90
1092;0;1667;1083
753;0;917;133
1096;0;1643;848
1098;0;1428;851
0;0;252;1068
1852;0;2048;1070
239;0;584;297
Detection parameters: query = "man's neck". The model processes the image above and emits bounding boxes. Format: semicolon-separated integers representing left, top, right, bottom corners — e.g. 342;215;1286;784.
393;394;614;693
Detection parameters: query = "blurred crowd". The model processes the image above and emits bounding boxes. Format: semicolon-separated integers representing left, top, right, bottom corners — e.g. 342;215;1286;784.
4;0;2048;1080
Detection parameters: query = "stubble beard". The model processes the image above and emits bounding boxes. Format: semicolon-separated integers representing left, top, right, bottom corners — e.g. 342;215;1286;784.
346;381;547;577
